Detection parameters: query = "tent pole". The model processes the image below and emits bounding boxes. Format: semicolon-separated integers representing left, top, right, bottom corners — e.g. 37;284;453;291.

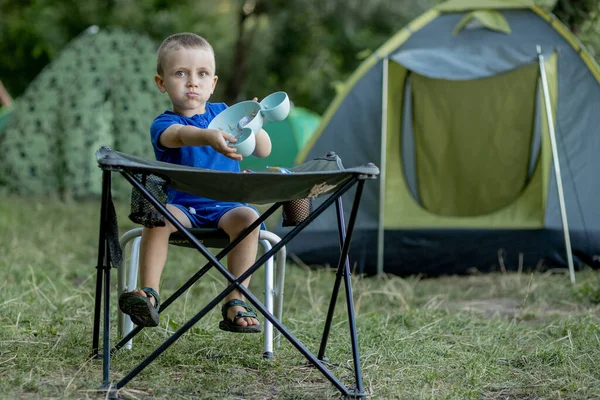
377;57;389;277
536;45;576;284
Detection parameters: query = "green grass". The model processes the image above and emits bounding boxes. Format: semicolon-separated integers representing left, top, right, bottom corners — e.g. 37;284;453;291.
1;196;600;399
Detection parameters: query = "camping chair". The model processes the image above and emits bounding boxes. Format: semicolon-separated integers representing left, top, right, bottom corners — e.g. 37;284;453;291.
92;146;379;399
117;227;287;358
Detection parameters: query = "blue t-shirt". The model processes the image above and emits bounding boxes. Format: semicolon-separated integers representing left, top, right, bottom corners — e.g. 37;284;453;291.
150;102;240;209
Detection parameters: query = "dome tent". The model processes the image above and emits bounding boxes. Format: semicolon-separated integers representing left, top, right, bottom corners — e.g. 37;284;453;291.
285;0;600;277
0;27;170;198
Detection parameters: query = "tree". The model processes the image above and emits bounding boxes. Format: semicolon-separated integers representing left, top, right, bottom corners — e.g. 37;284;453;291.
232;0;430;112
550;0;599;33
1;0;599;114
0;0;235;99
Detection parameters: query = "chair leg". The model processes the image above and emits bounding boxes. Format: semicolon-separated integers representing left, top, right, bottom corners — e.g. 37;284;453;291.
123;237;141;350
118;229;144;350
273;240;286;346
259;239;274;359
258;231;286;348
117;253;127;346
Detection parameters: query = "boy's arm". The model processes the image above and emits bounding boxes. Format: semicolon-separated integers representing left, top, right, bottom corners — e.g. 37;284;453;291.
160;124;242;161
245;96;271;158
253;128;272;158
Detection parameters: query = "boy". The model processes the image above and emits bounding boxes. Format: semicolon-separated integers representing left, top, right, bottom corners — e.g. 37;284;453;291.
119;32;272;333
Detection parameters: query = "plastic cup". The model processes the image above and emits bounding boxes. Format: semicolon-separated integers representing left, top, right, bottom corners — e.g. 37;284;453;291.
208;101;263;138
260;92;290;122
228;127;256;157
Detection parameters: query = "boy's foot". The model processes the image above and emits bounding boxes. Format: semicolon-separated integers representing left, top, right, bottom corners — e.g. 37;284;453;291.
219;299;262;333
119;287;160;327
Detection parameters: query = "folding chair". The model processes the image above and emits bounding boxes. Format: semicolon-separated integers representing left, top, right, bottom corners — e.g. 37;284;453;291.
92;146;379;399
117;227;287;358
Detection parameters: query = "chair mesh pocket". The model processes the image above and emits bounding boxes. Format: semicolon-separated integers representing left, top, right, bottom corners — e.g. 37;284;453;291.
129;173;168;228
282;198;312;227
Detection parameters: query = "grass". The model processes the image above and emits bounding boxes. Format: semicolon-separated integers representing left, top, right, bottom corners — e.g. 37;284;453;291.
1;195;600;399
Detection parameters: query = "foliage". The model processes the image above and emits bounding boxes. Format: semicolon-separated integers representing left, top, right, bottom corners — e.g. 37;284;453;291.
573;3;600;59
228;0;430;112
0;0;235;99
537;0;600;59
1;0;599;114
0;0;429;114
551;0;599;33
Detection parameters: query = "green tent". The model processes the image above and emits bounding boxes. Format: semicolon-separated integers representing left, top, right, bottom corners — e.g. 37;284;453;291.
285;0;600;277
0;27;170;198
240;106;320;170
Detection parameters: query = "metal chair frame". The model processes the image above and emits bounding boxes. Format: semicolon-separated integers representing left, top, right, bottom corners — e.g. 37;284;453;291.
92;166;371;399
117;227;287;358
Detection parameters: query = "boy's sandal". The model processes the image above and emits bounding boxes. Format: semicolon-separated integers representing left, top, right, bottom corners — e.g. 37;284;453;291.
118;287;161;327
219;299;262;333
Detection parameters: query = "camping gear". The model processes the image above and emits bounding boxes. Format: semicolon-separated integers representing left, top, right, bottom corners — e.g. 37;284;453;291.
288;0;600;278
209;100;263;138
93;146;378;398
259;91;291;122
231;127;256;157
239;106;321;170
0;27;171;198
536;45;575;282
208;92;290;157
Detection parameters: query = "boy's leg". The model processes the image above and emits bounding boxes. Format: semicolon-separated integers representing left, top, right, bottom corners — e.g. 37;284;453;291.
217;206;261;328
119;205;191;325
136;205;192;300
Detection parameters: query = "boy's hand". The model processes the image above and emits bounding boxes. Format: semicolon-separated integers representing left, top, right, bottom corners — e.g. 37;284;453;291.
207;129;243;161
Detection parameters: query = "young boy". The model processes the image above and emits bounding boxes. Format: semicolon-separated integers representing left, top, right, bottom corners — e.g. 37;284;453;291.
119;32;272;333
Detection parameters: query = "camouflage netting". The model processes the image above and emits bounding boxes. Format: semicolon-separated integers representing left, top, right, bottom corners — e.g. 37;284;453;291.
0;27;171;198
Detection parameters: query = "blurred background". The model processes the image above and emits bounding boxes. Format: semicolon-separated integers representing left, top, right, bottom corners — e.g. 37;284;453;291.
0;0;598;198
1;0;598;110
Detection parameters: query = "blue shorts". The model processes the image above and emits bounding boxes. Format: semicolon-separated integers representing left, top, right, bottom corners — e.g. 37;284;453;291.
172;202;261;229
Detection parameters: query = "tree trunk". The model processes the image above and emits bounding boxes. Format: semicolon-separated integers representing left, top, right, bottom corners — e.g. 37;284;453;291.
224;8;250;103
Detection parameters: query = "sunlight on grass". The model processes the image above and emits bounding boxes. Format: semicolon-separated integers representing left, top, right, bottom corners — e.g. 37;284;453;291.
1;196;599;399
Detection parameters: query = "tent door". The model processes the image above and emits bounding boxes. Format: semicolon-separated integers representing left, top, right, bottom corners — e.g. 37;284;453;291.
401;62;541;217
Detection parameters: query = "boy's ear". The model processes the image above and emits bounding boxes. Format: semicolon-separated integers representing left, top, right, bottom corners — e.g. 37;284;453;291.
211;75;218;94
154;75;166;93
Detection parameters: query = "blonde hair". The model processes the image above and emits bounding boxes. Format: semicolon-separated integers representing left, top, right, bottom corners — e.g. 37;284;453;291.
156;32;214;76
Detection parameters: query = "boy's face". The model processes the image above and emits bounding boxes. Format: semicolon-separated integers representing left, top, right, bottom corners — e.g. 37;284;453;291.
154;47;218;117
